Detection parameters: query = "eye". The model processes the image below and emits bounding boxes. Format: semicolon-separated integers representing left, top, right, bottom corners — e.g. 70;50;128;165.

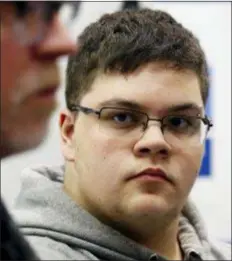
100;108;143;129
164;116;196;132
170;116;188;126
112;111;142;128
113;112;134;123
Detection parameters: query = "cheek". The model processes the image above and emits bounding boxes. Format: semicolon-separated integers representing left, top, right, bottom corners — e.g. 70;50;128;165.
1;38;31;116
1;36;29;90
77;119;130;159
174;145;204;188
74;125;129;186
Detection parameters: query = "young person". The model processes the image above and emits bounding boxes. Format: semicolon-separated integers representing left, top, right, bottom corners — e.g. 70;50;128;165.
13;8;231;260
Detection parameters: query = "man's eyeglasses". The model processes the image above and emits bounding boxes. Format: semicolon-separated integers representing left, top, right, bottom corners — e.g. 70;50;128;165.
69;104;213;148
12;1;80;46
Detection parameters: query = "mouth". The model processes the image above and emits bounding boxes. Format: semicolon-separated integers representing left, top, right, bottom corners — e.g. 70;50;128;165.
128;168;172;184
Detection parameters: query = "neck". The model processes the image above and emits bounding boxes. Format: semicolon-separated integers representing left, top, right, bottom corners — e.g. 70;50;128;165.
139;225;182;260
111;215;183;260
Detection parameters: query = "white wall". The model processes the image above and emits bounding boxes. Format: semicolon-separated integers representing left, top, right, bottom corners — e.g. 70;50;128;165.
1;1;231;242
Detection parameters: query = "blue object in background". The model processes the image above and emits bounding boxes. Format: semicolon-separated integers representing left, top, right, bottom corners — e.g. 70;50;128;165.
199;139;212;177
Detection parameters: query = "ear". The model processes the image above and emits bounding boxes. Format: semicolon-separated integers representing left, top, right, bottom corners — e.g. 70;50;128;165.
59;109;76;161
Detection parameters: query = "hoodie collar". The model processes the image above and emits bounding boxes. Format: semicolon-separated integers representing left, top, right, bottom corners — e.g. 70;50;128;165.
15;165;210;260
178;200;211;260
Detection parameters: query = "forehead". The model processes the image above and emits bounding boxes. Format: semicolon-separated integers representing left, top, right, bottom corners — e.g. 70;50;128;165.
81;63;203;114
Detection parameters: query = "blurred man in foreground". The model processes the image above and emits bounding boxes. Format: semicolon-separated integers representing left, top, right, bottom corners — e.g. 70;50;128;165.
0;1;79;158
0;1;79;259
12;8;231;260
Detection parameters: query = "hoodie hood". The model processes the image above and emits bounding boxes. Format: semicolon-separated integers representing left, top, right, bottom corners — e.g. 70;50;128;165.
13;165;230;260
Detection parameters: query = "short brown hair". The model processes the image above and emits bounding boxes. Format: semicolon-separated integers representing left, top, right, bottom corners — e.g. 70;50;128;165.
66;8;209;108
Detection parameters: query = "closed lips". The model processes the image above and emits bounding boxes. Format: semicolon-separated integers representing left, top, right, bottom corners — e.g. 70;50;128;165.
129;168;172;183
36;85;58;97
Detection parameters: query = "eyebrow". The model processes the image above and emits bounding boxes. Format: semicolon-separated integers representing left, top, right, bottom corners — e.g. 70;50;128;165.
165;103;203;114
98;99;203;114
98;99;144;110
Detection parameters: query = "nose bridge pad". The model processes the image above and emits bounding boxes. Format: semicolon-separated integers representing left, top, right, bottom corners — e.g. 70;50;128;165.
137;119;170;155
142;121;147;131
140;119;164;140
147;119;162;132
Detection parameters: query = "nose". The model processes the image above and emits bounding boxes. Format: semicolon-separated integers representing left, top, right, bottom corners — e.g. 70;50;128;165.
32;14;77;60
133;123;171;158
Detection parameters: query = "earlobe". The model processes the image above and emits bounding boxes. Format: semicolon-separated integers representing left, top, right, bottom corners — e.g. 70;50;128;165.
59;109;76;161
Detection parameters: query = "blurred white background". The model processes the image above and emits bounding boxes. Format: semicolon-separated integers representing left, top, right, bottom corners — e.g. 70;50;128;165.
1;1;231;242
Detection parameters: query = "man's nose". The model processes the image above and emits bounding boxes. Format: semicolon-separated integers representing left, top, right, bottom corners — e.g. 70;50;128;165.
33;14;77;60
133;123;171;158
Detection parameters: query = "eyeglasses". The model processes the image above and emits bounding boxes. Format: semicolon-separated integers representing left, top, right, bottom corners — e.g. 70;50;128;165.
69;104;213;148
12;2;80;46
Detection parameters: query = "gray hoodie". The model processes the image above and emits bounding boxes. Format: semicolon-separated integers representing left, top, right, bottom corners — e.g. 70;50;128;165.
12;165;231;260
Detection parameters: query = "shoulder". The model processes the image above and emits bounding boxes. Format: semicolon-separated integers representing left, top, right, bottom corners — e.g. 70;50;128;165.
19;164;65;185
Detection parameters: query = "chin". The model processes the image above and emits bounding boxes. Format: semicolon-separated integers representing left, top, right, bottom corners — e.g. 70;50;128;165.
1;124;49;157
128;194;176;219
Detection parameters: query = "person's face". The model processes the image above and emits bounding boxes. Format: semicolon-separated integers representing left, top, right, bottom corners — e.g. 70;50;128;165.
61;63;205;233
0;3;76;157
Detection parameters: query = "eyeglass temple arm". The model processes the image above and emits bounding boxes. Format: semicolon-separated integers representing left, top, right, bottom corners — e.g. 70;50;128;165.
68;105;100;116
203;116;213;128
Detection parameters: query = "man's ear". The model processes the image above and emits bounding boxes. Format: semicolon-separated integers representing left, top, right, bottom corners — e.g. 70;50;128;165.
59;109;76;161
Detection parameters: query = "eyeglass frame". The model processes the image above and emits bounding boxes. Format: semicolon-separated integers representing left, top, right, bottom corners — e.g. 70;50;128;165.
68;104;213;136
12;2;80;47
